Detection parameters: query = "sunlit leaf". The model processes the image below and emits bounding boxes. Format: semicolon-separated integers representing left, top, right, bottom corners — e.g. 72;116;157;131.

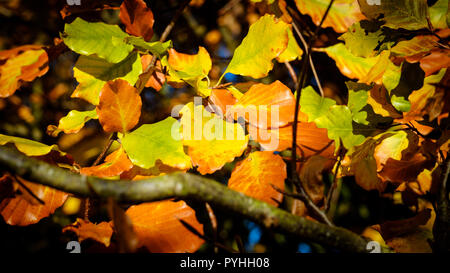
248;122;335;160
122;117;192;169
358;0;428;30
228;151;287;206
62;17;134;63
124;37;172;57
179;103;248;174
63;218;113;247
228;80;295;128
96;79;142;133
391;35;440;57
72;52;142;105
224;14;289;79
295;0;364;33
340;21;384;58
277;27;303;63
80;147;133;178
126;200;205;253
208;88;238;116
314;105;366;151
0;134;60;156
299;86;336;122
47;109;98;136
0;46;48;98
0;176;68;226
119;0;154;41
140;55;166;91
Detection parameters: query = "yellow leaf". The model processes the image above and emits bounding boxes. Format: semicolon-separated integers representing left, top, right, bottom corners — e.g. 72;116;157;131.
224;14;289;79
180;102;248;174
277;27;303;63
0;134;61;156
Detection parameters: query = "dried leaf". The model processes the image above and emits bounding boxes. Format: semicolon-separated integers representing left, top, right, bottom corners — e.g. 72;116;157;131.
299;156;328;204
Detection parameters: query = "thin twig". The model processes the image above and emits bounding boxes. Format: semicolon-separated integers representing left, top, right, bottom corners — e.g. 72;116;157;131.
325;155;342;212
288;8;325;97
290;0;335;227
271;184;334;227
284;62;298;84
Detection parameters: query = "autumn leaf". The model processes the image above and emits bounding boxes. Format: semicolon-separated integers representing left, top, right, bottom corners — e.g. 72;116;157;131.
277;27;303;63
62;17;134;63
63;218;114;247
416;49;450;77
119;0;154;42
340;21;384;58
299;155;328;204
96;79;142;133
373;131;413;172
122;117;192;169
0;176;68;226
0;134;61;156
248;122;335;159
228;151;287;206
80;147;133;178
0;46;48;98
379;153;435;183
179;103;248;174
374;209;432;240
208;88;238;116
300;86;336;123
228;80;295;128
358;0;429;30
47;109;98;137
224;14;289;79
163;47;212;97
71;52;142;105
295;0;364;33
126;200;205;253
140;54;166;91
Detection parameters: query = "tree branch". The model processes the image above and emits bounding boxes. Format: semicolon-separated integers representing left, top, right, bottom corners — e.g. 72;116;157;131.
0;145;369;252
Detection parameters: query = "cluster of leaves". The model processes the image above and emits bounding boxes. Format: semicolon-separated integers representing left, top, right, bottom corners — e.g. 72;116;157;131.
0;0;449;253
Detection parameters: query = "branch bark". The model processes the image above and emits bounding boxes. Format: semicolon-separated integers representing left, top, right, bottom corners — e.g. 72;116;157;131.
0;145;369;252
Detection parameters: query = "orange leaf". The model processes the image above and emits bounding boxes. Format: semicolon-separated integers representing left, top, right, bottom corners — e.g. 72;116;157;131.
0;45;49;98
126;200;205;253
209;88;237;116
96;79;142;133
0;176;68;226
63;218;114;247
119;0;154;41
80;147;133;178
228;81;295;129
140;54;166;91
228;151;287;206
417;49;450;77
249;122;335;160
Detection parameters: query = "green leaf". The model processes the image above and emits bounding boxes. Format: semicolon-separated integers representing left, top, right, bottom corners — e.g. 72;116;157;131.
224;14;289;79
346;82;370;125
0;134;61;156
124;36;172;57
390;62;425;112
358;0;429;30
121;117;192;169
72;52;142;105
62;17;134;63
340;22;384;58
314;105;366;152
299;86;336;122
49;109;98;136
429;0;449;29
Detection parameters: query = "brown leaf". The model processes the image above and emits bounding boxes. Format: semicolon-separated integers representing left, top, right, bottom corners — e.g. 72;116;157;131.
126;200;205;253
386;228;432;253
119;0;154;41
63;218;114;247
375;209;432;240
96;79;142;133
379;152;435;183
299;155;327;204
228;151;287;206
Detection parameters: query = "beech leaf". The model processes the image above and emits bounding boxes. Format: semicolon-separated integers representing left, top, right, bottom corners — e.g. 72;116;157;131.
63;218;113;247
119;0;154;42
